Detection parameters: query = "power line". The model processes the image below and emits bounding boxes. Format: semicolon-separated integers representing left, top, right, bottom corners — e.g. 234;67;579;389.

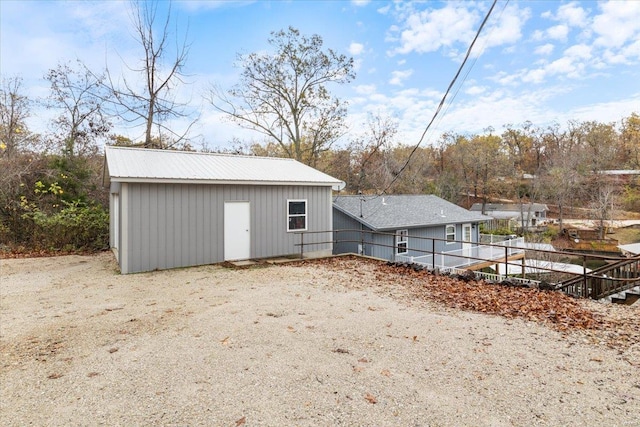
374;0;500;198
434;0;510;133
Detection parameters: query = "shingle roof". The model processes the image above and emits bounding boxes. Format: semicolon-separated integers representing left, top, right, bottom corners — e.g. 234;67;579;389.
104;146;343;187
333;195;491;231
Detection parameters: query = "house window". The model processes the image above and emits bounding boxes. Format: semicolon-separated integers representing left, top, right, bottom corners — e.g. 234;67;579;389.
446;225;456;243
396;229;408;254
287;200;307;231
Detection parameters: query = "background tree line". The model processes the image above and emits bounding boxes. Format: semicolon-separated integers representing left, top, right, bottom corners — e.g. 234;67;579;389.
239;112;640;231
1;1;639;253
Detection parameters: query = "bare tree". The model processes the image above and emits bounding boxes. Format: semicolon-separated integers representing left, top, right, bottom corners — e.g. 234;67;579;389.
208;27;355;166
0;76;37;158
103;0;194;149
620;112;640;168
348;114;398;193
590;184;618;239
45;61;111;157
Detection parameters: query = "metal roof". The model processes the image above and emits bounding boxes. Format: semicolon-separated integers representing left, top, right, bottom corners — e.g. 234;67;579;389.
333;194;491;231
619;243;640;255
104;146;343;187
470;203;549;212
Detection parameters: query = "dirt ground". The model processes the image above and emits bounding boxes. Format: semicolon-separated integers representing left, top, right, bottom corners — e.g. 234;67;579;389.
1;252;639;426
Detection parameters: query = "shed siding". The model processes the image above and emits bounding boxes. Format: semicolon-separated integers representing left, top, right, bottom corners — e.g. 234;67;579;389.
121;183;332;273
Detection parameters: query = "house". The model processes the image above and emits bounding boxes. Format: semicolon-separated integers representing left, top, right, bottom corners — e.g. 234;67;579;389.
470;202;549;229
332;194;490;262
103;146;343;274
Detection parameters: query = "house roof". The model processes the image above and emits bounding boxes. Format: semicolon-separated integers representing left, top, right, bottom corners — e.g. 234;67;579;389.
103;146;343;188
333;194;491;231
470;203;549;213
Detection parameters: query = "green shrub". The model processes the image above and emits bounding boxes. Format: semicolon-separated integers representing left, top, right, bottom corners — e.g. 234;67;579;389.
22;200;109;251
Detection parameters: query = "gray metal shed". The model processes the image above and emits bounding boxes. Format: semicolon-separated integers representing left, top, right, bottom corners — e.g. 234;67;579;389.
103;146;343;274
333;195;490;261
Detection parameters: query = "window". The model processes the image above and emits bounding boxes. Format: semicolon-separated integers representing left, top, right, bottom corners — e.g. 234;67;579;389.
287;200;307;231
446;225;456;243
396;229;408;254
462;224;471;243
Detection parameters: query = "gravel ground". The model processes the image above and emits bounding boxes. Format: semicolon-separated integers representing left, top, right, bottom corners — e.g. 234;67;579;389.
1;252;639;426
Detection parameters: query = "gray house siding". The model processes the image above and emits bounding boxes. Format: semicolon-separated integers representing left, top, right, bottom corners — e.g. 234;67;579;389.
363;226;463;261
333;209;367;254
116;182;332;274
333;215;480;263
403;226;453;257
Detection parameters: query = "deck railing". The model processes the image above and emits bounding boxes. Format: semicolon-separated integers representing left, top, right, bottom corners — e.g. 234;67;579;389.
557;255;640;299
294;229;639;300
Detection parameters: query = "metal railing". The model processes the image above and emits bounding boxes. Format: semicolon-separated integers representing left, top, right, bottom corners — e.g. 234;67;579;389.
294;229;639;300
394;239;524;270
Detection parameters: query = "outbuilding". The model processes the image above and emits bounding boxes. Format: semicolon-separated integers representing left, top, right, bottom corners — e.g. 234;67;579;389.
103;146;343;274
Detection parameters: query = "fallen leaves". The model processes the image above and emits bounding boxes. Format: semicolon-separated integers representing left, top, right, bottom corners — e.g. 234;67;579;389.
302;257;603;330
364;393;377;404
294;256;640;354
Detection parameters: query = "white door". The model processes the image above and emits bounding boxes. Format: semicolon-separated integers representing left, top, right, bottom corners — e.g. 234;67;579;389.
224;201;250;261
462;223;472;265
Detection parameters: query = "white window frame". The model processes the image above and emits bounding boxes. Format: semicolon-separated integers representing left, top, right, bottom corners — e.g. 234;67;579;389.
446;224;456;244
395;229;408;254
287;199;307;232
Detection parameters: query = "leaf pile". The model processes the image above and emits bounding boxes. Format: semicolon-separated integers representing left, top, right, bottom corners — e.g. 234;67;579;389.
377;262;601;331
299;256;602;331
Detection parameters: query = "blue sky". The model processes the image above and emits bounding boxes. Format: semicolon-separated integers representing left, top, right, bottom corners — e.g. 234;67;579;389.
1;0;639;150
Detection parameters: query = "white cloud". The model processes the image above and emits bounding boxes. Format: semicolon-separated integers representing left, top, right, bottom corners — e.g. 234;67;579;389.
556;2;589;28
531;29;544;41
521;68;546;84
547;24;569;41
569;93;640;123
377;4;391;15
565;43;592;60
465;85;486;95
476;4;531;50
178;1;255;12
392;4;478;54
593;1;640;48
349;42;365;55
534;43;555;56
354;84;377;95
389;69;413;86
623;39;640;60
351;0;370;6
352;58;363;72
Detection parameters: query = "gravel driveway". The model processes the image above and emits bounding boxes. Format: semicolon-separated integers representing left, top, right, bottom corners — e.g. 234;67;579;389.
1;252;639;426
